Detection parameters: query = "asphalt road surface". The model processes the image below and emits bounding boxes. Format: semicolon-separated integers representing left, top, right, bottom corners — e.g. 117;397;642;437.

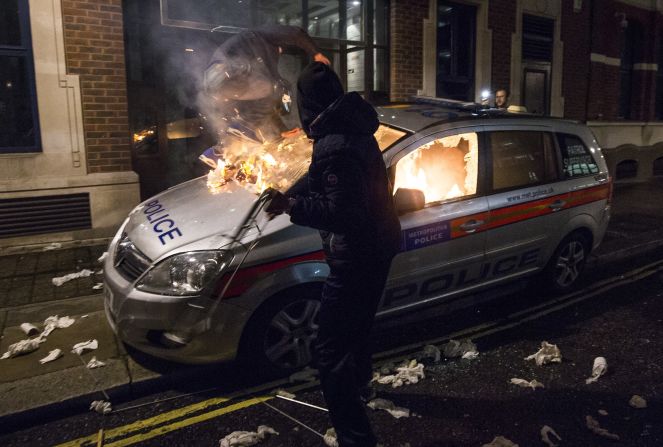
2;246;662;447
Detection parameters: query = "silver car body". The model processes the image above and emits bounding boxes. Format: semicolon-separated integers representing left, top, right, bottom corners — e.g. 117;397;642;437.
104;101;611;364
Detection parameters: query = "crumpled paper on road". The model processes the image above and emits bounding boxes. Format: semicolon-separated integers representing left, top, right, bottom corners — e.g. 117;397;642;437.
541;425;562;447
52;269;95;286
42;315;75;337
629;395;647;408
275;389;296;399
585;356;607;384
43;242;62;251
72;339;98;355
510;378;544;390
39;349;63;364
482;435;519;447
367;398;410;419
586;415;619;440
525;341;561;365
420;344;441;363
86;356;106;369
218;425;278;447
98;252;108;263
323;428;338;447
443;339;478;358
373;359;425;388
90;400;112;415
20;323;40;336
1;337;45;359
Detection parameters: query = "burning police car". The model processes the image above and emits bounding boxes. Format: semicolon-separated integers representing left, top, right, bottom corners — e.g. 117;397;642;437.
103;98;611;370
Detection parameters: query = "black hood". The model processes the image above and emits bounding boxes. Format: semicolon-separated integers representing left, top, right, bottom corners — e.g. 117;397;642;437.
296;62;344;135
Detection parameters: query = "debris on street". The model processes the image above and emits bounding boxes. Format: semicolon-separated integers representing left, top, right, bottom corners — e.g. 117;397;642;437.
524;341;562;365
585;356;607;384
367;398;410;419
629;395;647;408
98;252;108;263
218;425;279;447
1;337;44;359
20;322;40;336
482;435;519;447
420;344;441;363
586;415;620;440
373;359;425;388
86;357;107;369
598;409;609;416
42;315;75;337
72;339;99;355
52;269;95;286
275;389;296;399
43;242;62;251
288;366;317;383
90;400;112;415
93;283;104;290
509;378;544;390
323;428;338;447
39;349;63;364
442;339;478;358
462;350;479;359
540;425;562;447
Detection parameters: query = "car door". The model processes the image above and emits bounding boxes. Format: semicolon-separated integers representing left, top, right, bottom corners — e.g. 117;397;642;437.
482;126;570;279
378;128;490;317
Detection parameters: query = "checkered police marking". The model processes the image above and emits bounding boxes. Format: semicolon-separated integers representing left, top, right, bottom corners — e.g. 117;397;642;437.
403;221;451;251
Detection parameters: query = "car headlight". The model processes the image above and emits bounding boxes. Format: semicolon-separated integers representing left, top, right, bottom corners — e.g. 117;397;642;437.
136;250;233;296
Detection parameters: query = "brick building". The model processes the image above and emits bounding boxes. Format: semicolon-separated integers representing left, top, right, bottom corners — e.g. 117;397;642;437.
1;0;663;249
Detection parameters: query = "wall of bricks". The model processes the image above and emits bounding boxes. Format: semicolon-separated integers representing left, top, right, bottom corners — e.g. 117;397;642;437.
488;0;516;93
61;0;131;173
390;0;429;101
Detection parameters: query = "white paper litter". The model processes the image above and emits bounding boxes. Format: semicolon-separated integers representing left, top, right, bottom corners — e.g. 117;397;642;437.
373;359;425;388
72;339;98;355
275;389;296;399
510;378;544;390
629;395;647;409
20;323;40;336
462;350;479;359
525;341;562;365
98;252;108;263
52;269;95;286
443;339;477;358
367;398;410;419
541;425;562;447
482;435;519;447
43;242;62;251
288;366;317;383
585;356;607;384
1;337;44;359
420;344;441;363
323;428;339;447
39;349;63;364
219;425;278;447
586;415;619;440
41;315;75;337
90;400;112;415
598;409;609;416
86;356;107;369
93;283;104;290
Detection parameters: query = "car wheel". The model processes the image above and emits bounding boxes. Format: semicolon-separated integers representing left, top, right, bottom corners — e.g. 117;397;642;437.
543;232;589;292
239;284;321;375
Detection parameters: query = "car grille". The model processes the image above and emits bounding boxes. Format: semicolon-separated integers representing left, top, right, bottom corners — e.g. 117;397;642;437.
114;234;151;281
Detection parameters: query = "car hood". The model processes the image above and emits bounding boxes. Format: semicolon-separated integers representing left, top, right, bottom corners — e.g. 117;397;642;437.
123;177;289;261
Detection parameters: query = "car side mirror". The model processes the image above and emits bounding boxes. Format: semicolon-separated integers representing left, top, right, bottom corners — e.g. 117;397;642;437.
394;188;425;215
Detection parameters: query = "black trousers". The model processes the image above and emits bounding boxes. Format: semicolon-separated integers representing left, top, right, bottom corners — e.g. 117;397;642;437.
315;255;393;447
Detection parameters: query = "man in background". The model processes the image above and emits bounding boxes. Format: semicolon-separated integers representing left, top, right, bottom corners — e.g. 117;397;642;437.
495;88;510;109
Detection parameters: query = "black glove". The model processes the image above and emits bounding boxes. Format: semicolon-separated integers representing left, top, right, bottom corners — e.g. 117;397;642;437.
264;188;292;219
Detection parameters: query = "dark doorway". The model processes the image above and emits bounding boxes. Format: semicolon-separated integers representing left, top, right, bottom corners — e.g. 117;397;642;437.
436;1;476;101
521;14;553;115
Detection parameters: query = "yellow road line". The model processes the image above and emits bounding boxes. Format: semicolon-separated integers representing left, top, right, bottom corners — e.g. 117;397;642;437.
106;396;272;447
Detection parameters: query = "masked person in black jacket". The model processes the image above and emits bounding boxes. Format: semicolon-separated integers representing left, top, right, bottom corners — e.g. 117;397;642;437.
266;62;401;447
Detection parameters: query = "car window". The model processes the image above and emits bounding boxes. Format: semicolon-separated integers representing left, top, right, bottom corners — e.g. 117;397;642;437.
489;131;557;191
375;125;408;151
557;133;599;178
393;132;479;205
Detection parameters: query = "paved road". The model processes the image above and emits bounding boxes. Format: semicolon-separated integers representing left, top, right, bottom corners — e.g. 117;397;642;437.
2;245;661;446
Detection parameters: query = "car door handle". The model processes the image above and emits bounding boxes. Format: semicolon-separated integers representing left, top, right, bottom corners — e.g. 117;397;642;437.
459;219;484;233
548;199;566;212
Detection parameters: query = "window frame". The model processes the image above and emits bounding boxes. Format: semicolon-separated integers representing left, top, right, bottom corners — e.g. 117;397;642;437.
555;132;600;179
0;0;41;154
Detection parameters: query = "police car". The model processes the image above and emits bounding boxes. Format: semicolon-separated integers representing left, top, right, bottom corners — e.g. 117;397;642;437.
103;98;611;370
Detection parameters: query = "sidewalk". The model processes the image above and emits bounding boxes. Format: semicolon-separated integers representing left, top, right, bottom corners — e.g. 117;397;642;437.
1;179;663;424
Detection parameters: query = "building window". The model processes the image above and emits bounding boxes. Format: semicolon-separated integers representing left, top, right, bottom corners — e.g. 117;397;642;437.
436;1;476;101
521;14;554;115
619;24;639;119
0;0;40;153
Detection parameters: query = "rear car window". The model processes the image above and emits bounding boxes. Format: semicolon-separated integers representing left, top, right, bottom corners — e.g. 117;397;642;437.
557;133;599;178
393;132;479;205
489;131;557;191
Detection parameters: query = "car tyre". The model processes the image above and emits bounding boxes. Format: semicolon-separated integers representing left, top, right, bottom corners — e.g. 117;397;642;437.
542;232;589;293
238;284;322;377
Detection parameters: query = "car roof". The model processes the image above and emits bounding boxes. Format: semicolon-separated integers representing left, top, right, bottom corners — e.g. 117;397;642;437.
375;97;576;134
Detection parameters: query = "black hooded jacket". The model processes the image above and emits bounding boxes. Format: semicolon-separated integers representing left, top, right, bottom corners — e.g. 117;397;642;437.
289;65;401;262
